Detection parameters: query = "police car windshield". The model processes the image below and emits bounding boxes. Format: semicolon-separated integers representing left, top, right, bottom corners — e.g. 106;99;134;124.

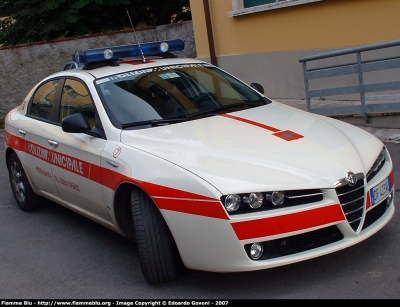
96;64;269;129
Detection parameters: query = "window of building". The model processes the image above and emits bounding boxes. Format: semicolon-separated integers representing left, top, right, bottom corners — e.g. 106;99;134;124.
229;0;324;17
245;0;281;7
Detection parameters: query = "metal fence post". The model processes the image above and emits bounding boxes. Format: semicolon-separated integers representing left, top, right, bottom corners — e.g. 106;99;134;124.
298;39;400;122
301;61;311;111
356;52;370;123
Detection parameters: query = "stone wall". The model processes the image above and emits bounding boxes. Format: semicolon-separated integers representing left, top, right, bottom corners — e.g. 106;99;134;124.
0;21;196;127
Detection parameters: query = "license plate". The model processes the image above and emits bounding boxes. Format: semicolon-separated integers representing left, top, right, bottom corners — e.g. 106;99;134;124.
370;177;391;206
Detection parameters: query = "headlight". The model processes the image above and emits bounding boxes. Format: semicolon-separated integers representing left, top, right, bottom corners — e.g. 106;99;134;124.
224;194;241;212
266;191;285;206
271;191;285;206
248;192;263;209
221;189;321;215
372;149;385;172
367;148;386;182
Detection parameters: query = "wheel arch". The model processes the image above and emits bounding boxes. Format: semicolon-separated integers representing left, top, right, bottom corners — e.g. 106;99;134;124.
5;147;38;192
112;182;183;258
113;183;135;240
5;147;16;165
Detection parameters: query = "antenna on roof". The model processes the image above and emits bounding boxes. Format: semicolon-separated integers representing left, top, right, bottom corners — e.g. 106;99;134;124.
126;7;146;63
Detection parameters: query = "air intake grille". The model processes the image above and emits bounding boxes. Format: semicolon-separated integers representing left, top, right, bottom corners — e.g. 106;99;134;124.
245;226;344;260
362;198;388;230
335;176;365;231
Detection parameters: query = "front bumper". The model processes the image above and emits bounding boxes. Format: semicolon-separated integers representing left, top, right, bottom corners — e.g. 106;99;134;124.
160;165;395;272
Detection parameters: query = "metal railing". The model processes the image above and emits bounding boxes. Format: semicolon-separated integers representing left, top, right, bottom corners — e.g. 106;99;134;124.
298;39;400;122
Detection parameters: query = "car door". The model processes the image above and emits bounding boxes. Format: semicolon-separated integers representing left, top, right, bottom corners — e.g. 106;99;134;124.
47;78;111;222
22;79;62;198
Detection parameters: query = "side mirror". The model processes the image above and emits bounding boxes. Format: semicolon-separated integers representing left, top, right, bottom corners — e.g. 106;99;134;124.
61;113;91;133
250;83;264;94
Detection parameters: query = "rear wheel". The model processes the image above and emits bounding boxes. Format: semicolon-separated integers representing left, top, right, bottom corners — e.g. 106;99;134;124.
131;187;182;283
8;153;42;211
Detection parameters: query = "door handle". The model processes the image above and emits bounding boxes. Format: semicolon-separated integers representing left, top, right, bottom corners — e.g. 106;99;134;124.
18;129;26;137
48;140;59;149
107;160;120;168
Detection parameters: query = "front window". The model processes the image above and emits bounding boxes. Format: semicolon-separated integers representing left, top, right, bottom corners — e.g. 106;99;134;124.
59;79;96;128
96;63;269;129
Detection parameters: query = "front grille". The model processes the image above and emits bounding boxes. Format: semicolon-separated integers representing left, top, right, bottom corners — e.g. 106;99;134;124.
335;175;365;231
244;225;344;260
362;198;389;230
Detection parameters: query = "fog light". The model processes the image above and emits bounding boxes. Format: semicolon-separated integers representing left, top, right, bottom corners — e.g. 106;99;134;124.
224;194;241;212
249;243;263;260
387;191;393;208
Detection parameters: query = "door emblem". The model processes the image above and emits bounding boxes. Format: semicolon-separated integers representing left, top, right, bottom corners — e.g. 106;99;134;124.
113;147;122;158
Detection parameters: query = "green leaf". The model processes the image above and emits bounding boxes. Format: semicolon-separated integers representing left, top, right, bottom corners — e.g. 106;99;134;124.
0;0;191;46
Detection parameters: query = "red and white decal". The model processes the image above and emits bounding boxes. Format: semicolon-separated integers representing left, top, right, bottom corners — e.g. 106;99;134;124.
273;130;304;141
8;132;374;238
113;147;122;158
220;113;304;141
26;141;88;176
6;132;228;220
231;204;345;240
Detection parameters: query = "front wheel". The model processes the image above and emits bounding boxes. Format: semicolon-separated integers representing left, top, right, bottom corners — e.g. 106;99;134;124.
8;152;42;211
131;188;183;283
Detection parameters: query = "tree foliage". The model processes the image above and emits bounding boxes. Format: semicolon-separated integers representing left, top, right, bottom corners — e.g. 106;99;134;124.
0;0;191;46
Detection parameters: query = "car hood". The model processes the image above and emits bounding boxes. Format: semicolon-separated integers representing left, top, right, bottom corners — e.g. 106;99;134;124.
120;102;383;194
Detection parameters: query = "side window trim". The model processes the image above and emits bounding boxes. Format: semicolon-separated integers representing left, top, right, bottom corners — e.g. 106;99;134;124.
26;78;63;124
52;78;65;122
59;77;106;140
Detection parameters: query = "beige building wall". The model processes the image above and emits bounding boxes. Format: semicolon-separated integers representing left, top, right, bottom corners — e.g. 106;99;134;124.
189;0;400;99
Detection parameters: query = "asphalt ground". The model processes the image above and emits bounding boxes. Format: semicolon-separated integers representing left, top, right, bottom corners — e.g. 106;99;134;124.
1;126;400;299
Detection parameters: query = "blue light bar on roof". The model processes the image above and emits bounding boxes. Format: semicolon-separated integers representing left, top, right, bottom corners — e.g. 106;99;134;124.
73;39;185;67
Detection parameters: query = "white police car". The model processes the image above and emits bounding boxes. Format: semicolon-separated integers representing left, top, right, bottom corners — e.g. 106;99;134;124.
4;39;395;283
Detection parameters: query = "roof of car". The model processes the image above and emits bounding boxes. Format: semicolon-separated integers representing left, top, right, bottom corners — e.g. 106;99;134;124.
80;57;207;79
55;57;207;82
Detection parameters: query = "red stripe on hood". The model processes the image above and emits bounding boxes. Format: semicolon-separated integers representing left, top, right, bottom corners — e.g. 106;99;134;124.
220;114;280;132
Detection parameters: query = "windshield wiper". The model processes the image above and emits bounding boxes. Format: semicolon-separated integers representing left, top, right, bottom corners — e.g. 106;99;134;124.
121;118;187;129
121;101;269;128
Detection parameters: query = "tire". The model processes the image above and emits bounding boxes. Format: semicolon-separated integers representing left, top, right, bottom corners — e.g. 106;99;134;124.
8;152;42;211
131;188;183;283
